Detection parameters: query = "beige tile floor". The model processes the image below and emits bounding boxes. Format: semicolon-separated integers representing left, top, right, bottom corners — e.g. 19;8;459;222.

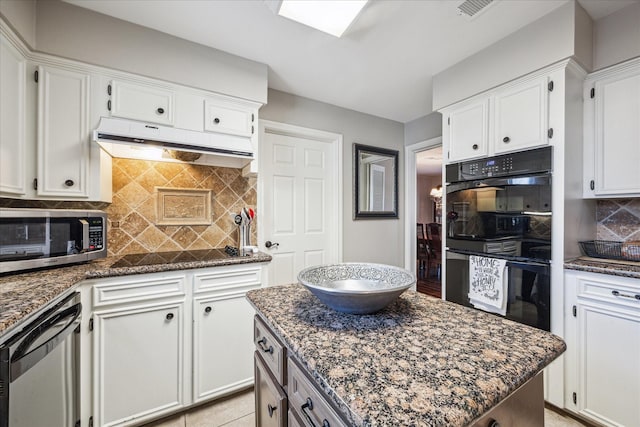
145;388;590;427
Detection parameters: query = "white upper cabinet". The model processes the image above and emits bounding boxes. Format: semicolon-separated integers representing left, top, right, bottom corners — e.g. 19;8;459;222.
494;77;549;154
442;73;553;163
0;33;26;196
109;79;175;126
36;65;90;198
446;98;489;162
583;58;640;198
204;98;255;137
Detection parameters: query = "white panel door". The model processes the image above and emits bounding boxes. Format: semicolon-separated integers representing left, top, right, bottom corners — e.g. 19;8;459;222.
110;79;174;126
261;126;340;286
0;33;26;196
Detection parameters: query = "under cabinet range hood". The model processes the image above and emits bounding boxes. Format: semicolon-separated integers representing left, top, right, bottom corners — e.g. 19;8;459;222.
93;117;254;168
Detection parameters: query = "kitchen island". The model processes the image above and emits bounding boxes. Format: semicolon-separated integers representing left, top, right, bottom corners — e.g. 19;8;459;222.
247;284;566;426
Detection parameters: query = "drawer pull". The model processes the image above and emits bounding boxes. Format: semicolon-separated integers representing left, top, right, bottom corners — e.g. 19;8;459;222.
257;337;274;354
611;290;640;300
301;398;330;427
267;403;277;417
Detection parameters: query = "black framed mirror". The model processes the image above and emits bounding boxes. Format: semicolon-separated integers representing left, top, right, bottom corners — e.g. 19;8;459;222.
354;143;399;219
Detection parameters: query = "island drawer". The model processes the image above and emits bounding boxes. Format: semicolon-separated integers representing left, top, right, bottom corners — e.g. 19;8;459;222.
255;352;287;427
254;315;287;386
288;356;347;427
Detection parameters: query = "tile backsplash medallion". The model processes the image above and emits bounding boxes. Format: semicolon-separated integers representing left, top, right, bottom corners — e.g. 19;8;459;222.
596;199;640;241
0;159;257;256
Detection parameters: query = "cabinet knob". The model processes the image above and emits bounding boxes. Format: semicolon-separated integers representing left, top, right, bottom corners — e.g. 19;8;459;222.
165;313;174;321
64;179;75;187
267;404;277;417
157;107;165;114
204;306;212;314
214;117;220;124
472;144;479;150
503;136;510;143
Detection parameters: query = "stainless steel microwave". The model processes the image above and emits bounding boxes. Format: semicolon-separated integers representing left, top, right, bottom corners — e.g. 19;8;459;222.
0;208;107;274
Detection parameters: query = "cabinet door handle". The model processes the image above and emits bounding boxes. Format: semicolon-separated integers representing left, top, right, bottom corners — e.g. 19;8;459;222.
611;290;640;300
301;398;330;427
204;306;212;314
64;179;75;187
502;136;510;143
590;180;595;191
472;144;479;150
157;107;165;114
165;313;174;321
257;337;274;354
214;117;220;124
267;403;277;417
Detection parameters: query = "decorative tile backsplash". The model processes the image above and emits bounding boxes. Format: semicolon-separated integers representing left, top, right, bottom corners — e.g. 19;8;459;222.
0;159;257;256
106;159;256;256
596;199;640;241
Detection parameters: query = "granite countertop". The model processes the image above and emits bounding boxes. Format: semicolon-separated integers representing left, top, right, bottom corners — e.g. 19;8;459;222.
247;284;566;427
0;249;271;339
565;256;640;279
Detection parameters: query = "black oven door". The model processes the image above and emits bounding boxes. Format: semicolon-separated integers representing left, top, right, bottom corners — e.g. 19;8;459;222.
445;250;550;331
445;173;551;240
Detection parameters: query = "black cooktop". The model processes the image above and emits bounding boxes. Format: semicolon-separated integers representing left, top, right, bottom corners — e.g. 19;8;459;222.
110;248;245;268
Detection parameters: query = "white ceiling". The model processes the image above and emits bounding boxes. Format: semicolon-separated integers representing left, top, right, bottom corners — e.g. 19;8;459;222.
416;146;443;175
65;0;636;123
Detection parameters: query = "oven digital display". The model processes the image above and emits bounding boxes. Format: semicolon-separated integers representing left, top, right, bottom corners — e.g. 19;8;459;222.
486;160;496;166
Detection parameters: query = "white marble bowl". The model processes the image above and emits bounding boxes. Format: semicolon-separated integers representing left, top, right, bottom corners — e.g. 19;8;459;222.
297;263;416;314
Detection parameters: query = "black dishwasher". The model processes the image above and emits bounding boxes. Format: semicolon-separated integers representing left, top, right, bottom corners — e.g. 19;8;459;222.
0;291;81;427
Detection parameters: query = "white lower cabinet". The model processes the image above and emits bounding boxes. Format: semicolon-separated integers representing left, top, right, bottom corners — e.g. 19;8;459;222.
564;270;640;427
94;301;185;426
85;263;265;427
192;266;262;402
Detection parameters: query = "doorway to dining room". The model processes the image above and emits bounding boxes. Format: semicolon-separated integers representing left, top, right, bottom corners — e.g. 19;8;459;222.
415;146;443;298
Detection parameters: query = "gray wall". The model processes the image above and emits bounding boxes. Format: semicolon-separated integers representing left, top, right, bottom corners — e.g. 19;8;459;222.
404;112;442;146
432;2;592;110
33;0;267;104
0;0;36;47
593;1;640;70
260;89;405;267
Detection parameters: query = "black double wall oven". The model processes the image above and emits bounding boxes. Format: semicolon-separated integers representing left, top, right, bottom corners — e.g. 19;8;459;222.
445;147;553;331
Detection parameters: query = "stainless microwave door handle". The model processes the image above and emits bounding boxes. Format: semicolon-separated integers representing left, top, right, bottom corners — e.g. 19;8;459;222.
79;219;89;251
10;302;81;381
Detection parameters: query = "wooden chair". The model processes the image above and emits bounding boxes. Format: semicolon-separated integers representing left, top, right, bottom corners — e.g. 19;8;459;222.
426;223;442;280
416;223;429;279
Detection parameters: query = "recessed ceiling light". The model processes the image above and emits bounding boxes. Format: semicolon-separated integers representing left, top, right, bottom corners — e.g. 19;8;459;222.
276;0;368;37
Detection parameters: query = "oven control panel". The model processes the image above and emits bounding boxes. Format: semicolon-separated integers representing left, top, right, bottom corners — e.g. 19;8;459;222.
446;146;552;182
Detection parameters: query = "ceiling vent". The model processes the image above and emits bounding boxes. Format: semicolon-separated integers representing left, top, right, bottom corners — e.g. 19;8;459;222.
457;0;495;19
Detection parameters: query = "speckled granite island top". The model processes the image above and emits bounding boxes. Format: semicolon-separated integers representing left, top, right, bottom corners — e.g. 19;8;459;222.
247;284;566;427
0;249;271;338
565;256;640;279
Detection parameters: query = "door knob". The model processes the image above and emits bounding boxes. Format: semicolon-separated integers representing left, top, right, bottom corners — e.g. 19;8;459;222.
265;241;279;249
